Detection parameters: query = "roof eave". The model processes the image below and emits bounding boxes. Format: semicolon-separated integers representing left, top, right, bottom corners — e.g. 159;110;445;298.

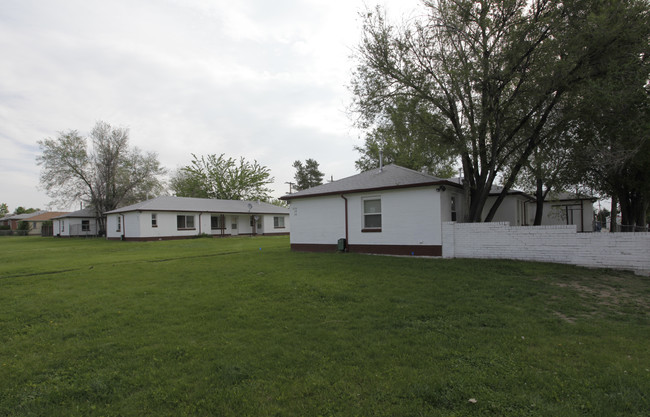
280;180;462;200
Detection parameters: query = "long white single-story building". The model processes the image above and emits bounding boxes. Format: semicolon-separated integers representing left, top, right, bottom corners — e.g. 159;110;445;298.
280;164;593;256
104;196;290;241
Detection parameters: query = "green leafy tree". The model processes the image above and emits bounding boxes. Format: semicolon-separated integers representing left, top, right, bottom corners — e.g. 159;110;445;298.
37;121;166;233
355;96;457;178
14;207;39;215
292;159;324;191
0;203;8;217
351;0;648;222
16;221;31;232
566;4;650;230
171;154;274;201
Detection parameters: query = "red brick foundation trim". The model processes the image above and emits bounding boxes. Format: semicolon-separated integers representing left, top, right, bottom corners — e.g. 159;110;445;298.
349;244;442;257
291;243;339;253
291;243;442;257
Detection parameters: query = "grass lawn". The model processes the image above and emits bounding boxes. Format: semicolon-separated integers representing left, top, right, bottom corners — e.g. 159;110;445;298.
0;236;648;416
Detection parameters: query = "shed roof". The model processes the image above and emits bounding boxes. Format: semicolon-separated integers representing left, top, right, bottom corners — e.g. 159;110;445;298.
104;196;289;215
281;164;460;200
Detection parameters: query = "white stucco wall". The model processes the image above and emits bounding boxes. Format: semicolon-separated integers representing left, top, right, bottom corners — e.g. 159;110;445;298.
54;218;98;237
289;187;445;247
289;196;346;245
481;195;533;225
106;211;289;239
533;200;595;232
348;188;443;246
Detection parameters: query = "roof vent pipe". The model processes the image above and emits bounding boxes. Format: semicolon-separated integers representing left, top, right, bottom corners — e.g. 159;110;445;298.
379;150;383;172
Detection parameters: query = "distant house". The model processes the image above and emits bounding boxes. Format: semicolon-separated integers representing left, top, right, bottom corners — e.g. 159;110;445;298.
0;214;12;229
52;208;101;237
0;212;43;231
21;211;69;236
532;192;597;232
104;196;290;241
280;164;592;256
0;211;68;235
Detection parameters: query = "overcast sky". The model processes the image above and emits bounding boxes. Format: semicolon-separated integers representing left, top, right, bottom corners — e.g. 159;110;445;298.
0;0;423;211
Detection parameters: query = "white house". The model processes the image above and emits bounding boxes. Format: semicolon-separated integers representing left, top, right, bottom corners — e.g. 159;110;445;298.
532;192;596;232
52;208;101;237
280;164;592;256
104;196;290;241
281;164;472;255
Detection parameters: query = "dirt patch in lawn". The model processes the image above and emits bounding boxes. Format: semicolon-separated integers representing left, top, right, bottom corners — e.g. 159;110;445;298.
552;275;649;311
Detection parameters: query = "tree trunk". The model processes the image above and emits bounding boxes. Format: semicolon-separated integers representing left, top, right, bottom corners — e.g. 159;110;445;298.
609;195;618;232
533;178;545;226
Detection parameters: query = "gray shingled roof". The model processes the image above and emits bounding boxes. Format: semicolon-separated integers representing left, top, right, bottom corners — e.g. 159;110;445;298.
1;211;47;221
104;196;289;215
281;164;460;200
51;207;98;219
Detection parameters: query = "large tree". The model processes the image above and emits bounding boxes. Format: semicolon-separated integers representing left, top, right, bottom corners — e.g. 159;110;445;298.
171;153;274;201
567;4;650;230
352;0;648;222
292;159;324;191
37;121;165;232
354;96;457;177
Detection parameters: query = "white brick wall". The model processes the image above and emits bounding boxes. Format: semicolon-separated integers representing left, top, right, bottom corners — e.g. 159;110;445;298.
442;222;650;276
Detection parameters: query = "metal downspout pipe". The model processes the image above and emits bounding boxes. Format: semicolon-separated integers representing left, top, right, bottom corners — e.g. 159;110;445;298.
340;194;349;251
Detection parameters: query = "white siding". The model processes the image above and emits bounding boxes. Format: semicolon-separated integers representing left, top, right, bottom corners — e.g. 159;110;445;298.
260;214;290;235
481;195;533;225
106;214;123;239
106;211;289;239
289;187;444;247
532;200;595;232
289;196;346;245
347;188;443;246
55;218;98;237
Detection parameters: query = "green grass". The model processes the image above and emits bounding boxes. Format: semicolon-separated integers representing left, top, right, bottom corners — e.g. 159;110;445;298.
0;236;648;416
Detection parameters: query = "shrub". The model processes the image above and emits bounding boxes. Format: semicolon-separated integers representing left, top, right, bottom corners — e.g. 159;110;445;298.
17;221;31;231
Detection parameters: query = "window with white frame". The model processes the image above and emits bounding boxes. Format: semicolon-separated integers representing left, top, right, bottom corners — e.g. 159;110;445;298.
82;220;90;231
151;213;157;228
116;216;121;232
211;215;224;230
363;198;382;231
273;216;285;228
177;215;195;230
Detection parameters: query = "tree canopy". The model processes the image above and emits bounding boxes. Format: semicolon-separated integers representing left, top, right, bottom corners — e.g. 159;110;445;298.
13;206;40;215
351;0;649;222
292;159;324;191
171;154;274;201
354;96;457;177
566;3;650;229
37;121;165;231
